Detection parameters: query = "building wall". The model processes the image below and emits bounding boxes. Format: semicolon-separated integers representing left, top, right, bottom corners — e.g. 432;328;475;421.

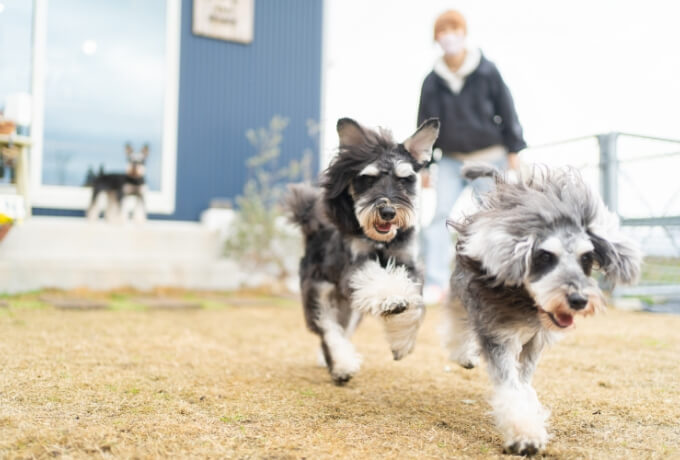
34;0;323;221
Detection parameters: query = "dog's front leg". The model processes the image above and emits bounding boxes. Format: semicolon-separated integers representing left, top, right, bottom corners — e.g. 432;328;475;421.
349;259;425;360
307;281;362;385
484;338;549;456
133;195;147;224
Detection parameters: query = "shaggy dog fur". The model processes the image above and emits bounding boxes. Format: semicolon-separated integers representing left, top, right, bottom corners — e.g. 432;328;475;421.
442;164;641;455
287;117;440;384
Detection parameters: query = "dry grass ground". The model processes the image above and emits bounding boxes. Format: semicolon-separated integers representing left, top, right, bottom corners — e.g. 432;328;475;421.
0;292;679;459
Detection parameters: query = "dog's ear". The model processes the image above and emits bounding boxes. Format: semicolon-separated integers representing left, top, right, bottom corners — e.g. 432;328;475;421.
141;144;150;158
125;143;133;158
324;188;361;235
403;118;440;165
456;218;535;286
337;118;368;148
587;208;641;285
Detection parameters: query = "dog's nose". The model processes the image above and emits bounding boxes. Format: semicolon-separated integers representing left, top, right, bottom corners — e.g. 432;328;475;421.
379;205;396;221
567;293;588;310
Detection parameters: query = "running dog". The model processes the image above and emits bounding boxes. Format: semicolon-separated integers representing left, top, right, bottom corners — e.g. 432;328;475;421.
287;117;440;384
442;164;641;455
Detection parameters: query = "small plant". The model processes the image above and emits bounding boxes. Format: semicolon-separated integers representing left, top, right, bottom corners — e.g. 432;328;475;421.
224;116;314;281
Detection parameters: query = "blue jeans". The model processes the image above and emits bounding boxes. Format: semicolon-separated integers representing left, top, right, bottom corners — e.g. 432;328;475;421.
422;155;508;289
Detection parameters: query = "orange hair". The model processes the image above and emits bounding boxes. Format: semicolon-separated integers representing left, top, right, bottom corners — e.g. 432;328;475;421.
433;10;467;40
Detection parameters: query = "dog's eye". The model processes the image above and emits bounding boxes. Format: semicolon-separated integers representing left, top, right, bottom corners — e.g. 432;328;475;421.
530;249;558;277
355;175;378;189
534;250;556;267
397;174;416;183
580;251;595;273
539;250;554;263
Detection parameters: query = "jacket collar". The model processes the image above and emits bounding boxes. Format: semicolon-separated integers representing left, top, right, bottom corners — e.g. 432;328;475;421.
433;48;491;93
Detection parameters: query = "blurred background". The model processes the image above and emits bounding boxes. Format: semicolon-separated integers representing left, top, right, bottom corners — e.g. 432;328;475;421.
0;0;678;304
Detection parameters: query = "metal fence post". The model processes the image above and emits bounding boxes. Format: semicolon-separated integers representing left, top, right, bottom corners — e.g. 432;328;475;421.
597;132;619;215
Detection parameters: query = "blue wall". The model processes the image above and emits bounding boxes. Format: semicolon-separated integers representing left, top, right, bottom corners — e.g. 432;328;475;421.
34;0;323;221
168;0;323;220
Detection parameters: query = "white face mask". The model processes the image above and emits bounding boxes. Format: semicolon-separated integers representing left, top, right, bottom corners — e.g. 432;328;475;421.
438;32;466;56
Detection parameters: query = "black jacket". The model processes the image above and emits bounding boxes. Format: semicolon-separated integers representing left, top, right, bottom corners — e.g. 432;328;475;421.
417;55;526;155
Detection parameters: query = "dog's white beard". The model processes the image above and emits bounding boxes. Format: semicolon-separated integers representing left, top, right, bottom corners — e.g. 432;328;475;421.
355;206;415;242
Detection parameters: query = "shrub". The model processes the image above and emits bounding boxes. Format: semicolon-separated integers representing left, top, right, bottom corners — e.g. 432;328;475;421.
224;116;315;281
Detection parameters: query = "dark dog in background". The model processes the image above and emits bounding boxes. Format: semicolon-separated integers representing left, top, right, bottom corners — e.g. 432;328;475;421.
286;117;440;384
442;164;641;455
87;143;148;222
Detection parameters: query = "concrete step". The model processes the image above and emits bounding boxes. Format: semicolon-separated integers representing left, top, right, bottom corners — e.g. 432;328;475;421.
0;217;253;293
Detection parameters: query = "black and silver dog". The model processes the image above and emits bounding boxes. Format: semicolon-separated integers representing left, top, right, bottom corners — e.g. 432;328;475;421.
442;164;641;455
287;117;440;384
87;143;148;222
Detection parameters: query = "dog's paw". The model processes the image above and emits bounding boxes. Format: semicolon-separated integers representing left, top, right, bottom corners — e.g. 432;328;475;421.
380;296;409;315
459;358;479;369
450;349;480;369
328;348;362;385
493;385;550;457
503;439;543;456
331;372;353;386
500;423;548;457
391;341;415;361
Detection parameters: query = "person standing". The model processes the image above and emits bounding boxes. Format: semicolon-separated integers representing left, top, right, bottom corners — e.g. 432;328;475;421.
418;9;526;304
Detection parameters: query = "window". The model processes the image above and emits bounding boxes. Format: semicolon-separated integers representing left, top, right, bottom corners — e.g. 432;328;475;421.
14;0;180;213
0;1;33;188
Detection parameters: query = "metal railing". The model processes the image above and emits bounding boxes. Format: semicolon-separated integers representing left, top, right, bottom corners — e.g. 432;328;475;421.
597;132;680;229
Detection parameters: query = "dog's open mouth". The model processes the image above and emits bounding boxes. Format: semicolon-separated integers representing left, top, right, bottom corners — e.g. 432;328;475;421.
374;222;393;234
549;312;574;328
538;307;574;328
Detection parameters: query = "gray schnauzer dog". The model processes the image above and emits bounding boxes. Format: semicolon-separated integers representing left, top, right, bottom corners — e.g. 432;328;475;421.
443;164;641;455
287;117;440;384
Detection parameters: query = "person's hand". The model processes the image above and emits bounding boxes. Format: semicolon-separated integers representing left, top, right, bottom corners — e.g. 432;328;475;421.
506;153;520;184
420;169;432;188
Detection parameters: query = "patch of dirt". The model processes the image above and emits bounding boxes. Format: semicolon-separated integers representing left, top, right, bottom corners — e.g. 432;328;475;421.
0;297;678;459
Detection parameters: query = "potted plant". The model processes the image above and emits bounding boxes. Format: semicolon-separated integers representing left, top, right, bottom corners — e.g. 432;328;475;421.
0;213;13;243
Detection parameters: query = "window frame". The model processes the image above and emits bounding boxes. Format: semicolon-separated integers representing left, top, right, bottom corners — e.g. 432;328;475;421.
29;0;181;214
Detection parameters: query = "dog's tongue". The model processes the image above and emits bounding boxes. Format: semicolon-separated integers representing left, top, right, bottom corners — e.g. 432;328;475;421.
556;313;574;327
376;223;392;233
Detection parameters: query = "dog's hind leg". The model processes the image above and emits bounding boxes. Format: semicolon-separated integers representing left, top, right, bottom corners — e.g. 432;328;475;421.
305;281;362;385
440;296;480;369
133;194;147;224
316;306;362;368
87;189;104;221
